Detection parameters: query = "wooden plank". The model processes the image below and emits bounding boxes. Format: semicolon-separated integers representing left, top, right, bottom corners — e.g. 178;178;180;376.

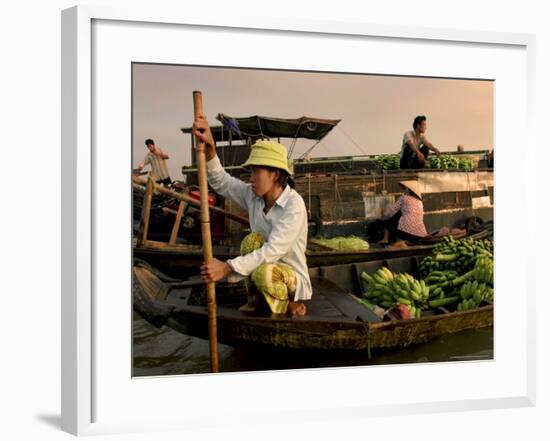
136;176;154;246
169;201;186;244
141;239;202;251
305;293;345;318
312;278;381;323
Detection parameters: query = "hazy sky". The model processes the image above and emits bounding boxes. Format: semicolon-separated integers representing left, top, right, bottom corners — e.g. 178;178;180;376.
132;64;493;180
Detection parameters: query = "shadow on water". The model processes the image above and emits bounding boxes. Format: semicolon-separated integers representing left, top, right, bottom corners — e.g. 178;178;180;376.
132;312;493;377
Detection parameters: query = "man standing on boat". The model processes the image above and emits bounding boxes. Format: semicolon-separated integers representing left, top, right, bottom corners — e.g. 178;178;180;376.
193;116;311;317
136;138;172;186
400;115;441;169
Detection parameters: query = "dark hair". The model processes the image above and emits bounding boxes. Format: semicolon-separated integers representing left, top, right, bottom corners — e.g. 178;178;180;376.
145;138;155;146
413;115;426;130
262;166;295;189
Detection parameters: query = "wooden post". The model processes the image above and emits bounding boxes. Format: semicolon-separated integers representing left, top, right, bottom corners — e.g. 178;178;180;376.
169;201;186;245
136;176;154;247
193;90;219;373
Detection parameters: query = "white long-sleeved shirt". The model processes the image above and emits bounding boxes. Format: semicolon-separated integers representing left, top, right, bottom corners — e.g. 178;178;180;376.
206;155;312;301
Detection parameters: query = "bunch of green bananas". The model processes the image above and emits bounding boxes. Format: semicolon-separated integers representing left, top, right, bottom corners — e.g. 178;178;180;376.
458;158;474;170
421;257;493;311
360;267;395;308
377;154;401;170
422;270;461;309
456;280;493;311
429;155;475;170
427;155;458;169
450;256;494;287
361;267;429;318
424;270;459;297
419;236;493;276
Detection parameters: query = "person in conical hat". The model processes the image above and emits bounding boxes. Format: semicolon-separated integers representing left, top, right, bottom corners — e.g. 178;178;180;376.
378;180;428;245
193;115;310;316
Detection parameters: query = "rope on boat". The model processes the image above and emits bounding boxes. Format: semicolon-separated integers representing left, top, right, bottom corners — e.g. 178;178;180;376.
335;124;366;156
334;174;344;219
288;121;305;158
307;172;312;219
360;320;372;359
298;138;323;160
467;170;474;217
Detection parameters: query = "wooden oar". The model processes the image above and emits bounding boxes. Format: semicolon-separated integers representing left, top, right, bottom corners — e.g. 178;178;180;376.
193;90;219;373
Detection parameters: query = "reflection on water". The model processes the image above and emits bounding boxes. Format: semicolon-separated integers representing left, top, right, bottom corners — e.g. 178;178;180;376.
132;312;493;376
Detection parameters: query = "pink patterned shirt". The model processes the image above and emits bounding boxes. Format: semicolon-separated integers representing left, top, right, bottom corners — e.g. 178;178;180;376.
383;194;428;237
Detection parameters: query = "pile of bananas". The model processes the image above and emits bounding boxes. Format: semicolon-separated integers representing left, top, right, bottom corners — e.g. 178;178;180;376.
421;255;493;312
424;269;458;296
450;256;494;287
422;270;460;308
358;240;494;318
361;267;429;318
427;155;474;170
456;280;494;311
377;154;401;170
419;236;493;276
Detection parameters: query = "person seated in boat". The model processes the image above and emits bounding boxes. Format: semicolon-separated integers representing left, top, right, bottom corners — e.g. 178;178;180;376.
193;115;311;317
378;180;428;245
400;115;441;169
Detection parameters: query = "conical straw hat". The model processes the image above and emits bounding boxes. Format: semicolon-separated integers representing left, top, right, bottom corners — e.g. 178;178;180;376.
399;180;423;200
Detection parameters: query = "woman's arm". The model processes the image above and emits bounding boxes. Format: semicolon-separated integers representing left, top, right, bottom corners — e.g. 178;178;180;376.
193;115;250;210
382;196;403;220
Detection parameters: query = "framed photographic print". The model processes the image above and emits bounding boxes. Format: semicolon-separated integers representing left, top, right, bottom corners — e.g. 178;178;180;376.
62;5;536;436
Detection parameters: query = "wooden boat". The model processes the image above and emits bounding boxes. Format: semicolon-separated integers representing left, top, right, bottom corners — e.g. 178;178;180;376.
133;229;488;279
133;255;493;351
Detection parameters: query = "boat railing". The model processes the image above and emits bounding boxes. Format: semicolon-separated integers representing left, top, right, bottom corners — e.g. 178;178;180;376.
132;175;250;250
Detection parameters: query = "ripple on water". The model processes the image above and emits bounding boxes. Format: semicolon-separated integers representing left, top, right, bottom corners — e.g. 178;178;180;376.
132;313;493;376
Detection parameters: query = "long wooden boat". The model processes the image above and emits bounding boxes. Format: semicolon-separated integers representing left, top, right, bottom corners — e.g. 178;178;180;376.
133;255;493;351
133;229;488;279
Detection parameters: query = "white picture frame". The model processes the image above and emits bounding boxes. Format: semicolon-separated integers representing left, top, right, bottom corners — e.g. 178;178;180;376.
62;5;536;436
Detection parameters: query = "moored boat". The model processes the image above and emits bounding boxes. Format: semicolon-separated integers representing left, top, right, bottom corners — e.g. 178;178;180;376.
133;230;487;279
133;255;493;351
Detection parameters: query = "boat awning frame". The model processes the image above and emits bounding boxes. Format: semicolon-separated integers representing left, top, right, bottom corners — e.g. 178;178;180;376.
181;113;340;144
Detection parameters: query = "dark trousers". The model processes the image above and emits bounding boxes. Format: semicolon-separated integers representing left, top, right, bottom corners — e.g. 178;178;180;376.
382;212;424;244
156;177;172;187
400;145;430;169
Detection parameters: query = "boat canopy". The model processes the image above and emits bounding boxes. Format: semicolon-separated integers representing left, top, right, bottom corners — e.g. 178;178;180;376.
181;113;340;143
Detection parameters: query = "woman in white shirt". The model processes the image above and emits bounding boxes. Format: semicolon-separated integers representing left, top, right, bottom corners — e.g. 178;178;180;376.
193;116;311;316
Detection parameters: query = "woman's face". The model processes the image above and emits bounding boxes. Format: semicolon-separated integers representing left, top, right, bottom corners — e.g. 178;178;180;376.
249;166;278;197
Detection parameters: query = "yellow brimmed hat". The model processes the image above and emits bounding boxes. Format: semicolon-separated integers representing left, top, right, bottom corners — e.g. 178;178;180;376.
399;180;423;200
241;140;291;174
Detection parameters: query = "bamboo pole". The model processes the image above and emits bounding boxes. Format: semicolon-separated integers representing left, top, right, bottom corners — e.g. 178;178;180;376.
136;176;154;247
193;90;219;373
169;201;186;245
132;176;250;226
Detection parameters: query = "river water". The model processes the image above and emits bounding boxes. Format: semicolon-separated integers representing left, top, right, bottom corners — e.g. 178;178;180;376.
132;312;493;376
